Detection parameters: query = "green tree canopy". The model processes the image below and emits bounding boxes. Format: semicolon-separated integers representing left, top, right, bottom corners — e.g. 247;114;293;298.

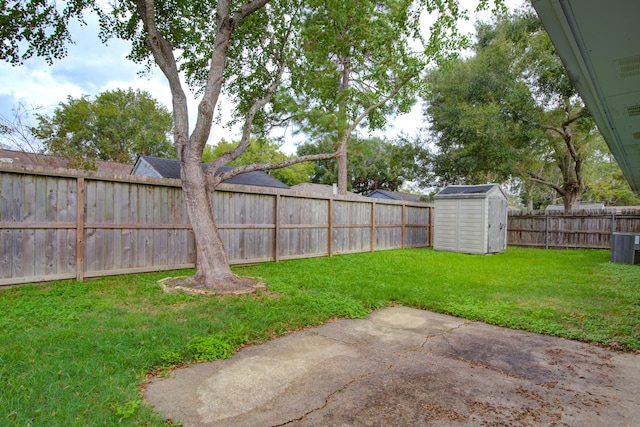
204;139;312;186
297;136;428;194
424;7;600;210
34;88;174;168
582;137;640;207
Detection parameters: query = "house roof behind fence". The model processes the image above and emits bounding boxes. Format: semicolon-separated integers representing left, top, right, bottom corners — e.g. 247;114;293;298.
0;148;133;175
367;189;426;202
545;203;605;212
291;183;336;195
133;155;290;189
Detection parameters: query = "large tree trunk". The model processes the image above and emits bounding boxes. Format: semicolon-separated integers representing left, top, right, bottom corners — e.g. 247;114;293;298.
336;54;351;195
562;182;583;211
180;156;257;291
337;140;348;195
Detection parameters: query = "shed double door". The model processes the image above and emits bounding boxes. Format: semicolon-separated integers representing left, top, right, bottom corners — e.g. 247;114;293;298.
487;197;507;253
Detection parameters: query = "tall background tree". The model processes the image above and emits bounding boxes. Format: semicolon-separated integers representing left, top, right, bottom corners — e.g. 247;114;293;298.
272;0;441;195
297;136;429;194
33;88;174;169
1;0;494;291
204;138;312;186
582;137;640;207
424;7;600;211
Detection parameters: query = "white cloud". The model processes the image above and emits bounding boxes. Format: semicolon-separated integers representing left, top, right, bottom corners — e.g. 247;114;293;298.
0;13;242;147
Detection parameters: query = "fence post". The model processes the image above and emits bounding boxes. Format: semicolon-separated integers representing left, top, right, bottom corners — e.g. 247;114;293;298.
328;198;333;257
611;211;616;233
370;201;376;252
401;204;405;249
76;177;85;281
545;213;549;250
274;194;280;263
429;206;433;247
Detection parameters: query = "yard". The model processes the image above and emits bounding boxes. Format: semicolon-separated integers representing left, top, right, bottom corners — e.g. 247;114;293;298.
1;247;638;426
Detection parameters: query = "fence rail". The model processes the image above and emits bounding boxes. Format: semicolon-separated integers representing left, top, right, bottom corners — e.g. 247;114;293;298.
0;165;433;287
507;209;640;249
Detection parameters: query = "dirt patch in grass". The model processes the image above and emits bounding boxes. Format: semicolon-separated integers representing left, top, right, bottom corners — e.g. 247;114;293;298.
158;276;267;296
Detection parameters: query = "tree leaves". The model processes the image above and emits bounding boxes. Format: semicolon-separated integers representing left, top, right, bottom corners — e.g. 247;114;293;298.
34;88;174;168
0;1;98;65
204;138;313;186
424;7;600;209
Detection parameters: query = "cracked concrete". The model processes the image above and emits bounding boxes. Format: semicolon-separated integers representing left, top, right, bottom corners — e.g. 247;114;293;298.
143;306;640;426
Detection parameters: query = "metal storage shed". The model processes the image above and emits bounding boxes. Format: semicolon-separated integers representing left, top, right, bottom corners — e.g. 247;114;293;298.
433;184;508;254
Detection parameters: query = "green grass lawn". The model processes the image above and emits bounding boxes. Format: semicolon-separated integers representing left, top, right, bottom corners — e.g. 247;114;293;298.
1;247;638;426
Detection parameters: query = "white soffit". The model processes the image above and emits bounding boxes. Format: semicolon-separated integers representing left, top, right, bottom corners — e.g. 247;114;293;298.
532;0;640;193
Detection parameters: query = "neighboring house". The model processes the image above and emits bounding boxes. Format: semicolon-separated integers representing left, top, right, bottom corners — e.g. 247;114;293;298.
545;203;605;212
291;183;337;195
0;148;133;175
290;183;365;199
131;155;290;189
605;206;640;213
367;189;427;203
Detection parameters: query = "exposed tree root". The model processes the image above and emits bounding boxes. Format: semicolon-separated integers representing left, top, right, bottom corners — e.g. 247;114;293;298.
158;274;266;296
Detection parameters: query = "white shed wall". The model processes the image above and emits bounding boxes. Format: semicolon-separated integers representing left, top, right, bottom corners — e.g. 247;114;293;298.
433;199;459;251
434;198;488;254
457;198;487;253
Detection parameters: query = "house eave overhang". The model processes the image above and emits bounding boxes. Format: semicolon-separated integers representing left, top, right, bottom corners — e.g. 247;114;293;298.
532;0;640;194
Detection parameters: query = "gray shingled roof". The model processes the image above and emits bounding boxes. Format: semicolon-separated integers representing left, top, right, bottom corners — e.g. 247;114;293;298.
137;155;290;189
437;184;495;195
367;189;426;202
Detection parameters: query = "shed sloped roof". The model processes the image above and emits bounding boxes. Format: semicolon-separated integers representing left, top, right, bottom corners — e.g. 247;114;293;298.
134;155;290;189
437;184;496;195
435;184;505;199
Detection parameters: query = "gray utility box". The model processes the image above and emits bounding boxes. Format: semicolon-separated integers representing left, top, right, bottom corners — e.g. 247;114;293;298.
610;233;640;265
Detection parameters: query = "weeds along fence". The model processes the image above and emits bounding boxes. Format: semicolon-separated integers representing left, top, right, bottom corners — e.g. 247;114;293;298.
507;209;640;249
0;165;433;288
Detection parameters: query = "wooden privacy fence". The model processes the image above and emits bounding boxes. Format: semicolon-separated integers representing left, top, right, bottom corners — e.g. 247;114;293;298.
0;166;432;287
507;209;640;249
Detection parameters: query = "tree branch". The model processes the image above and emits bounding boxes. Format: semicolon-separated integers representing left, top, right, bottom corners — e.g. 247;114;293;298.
205;60;285;176
525;170;565;196
136;0;189;157
233;0;271;25
191;0;272;160
540;124;564;138
212;151;341;184
344;74;417;138
205;12;293;175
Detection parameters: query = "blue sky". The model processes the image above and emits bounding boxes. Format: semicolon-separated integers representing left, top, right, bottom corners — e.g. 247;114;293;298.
0;1;517;154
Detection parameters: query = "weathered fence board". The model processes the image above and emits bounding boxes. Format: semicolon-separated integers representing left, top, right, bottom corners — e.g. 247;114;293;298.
405;205;432;248
508;209;640;249
0;167;432;287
